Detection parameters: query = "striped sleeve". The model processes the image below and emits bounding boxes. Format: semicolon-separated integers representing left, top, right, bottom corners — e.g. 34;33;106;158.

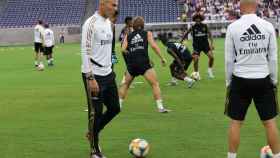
40;26;45;42
52;30;55;46
267;24;278;85
225;26;235;87
81;17;96;74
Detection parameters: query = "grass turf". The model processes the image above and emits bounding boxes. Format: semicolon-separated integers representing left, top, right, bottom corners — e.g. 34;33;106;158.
0;38;279;158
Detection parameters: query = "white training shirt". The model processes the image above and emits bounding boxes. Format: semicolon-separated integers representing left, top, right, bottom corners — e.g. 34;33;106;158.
34;24;44;43
81;12;113;76
225;14;278;86
43;28;55;47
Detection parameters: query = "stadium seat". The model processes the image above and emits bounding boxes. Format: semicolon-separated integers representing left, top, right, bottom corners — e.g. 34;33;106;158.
0;0;86;28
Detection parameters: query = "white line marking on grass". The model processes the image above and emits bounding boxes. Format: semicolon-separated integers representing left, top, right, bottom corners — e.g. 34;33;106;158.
133;81;144;84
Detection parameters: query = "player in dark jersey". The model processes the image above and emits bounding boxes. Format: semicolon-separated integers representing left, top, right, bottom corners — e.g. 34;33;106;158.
119;16;133;44
158;33;195;88
119;16;133;86
119;16;171;113
181;13;214;80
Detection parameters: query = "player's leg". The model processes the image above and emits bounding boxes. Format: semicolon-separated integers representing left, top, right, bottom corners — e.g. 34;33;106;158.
193;53;199;72
254;78;280;156
82;73;105;155
192;50;201;80
88;86;105;156
89;74;120;158
143;68;170;113
183;53;196;87
100;76;120;131
228;119;243;158
44;47;51;66
168;62;179;86
225;76;252;158
82;73;94;141
48;46;54;66
263;118;280;156
38;45;44;66
170;61;195;88
118;71;134;108
183;52;193;71
34;43;39;67
120;71;134;88
206;49;214;78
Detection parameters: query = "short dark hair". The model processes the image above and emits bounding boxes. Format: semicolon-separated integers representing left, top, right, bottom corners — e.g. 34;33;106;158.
192;13;205;22
44;23;49;28
124;16;133;24
38;20;43;25
158;33;168;45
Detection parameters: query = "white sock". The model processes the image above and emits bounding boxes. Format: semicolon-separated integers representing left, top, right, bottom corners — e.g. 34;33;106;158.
208;67;213;73
51;58;54;61
227;152;237;158
171;77;177;82
48;60;51;64
121;75;126;84
156;99;164;110
183;76;193;82
274;152;280;158
119;98;123;108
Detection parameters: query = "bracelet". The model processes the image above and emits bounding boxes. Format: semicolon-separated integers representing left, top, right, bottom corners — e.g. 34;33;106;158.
85;73;95;80
87;75;95;80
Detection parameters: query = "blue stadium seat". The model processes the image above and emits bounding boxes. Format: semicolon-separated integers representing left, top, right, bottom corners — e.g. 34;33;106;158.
0;0;86;28
93;0;183;24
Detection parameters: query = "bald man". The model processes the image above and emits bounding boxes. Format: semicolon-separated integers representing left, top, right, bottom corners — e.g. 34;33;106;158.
81;0;120;158
224;0;280;158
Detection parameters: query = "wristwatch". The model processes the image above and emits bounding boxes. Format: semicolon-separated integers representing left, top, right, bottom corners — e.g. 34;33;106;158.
85;73;95;80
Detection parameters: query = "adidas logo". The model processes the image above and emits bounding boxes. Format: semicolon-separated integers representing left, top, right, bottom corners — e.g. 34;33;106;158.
131;34;143;44
240;24;265;41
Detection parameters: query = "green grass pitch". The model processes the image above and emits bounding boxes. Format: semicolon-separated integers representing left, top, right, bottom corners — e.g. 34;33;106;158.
0;38;279;158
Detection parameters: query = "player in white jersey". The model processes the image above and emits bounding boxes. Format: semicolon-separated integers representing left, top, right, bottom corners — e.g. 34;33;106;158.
224;0;280;158
81;0;120;158
43;24;55;66
34;20;44;67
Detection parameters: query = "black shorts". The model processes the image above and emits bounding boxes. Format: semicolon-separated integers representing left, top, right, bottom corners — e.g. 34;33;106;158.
127;63;152;77
44;46;54;55
225;75;279;121
34;42;43;53
193;43;210;55
122;53;128;64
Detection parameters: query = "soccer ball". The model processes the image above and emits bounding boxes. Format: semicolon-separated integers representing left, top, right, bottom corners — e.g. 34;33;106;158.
260;145;273;158
37;64;45;71
129;138;150;158
190;72;200;81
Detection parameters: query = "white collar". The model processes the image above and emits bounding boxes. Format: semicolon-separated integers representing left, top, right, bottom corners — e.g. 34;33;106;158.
241;14;257;19
94;11;107;21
